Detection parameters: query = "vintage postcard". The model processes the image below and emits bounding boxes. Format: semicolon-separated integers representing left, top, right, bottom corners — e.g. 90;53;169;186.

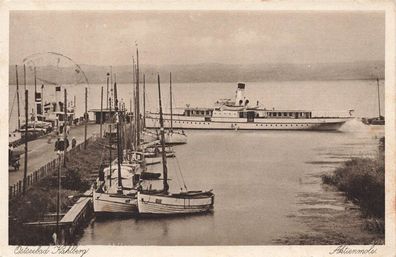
0;0;395;256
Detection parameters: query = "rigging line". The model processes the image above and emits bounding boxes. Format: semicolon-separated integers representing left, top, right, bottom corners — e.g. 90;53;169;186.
174;156;188;191
9;90;17;122
168;156;183;191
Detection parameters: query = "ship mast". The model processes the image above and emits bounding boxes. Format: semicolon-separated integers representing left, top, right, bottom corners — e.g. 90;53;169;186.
34;66;38;121
108;76;113;187
114;78;123;193
157;74;169;193
132;57;136;150
136;48;140;149
376;78;381;119
170;72;173;132
143;74;146;130
15;65;21;130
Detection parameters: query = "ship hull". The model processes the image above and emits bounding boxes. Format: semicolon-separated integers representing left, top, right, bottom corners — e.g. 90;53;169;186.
137;192;214;215
146;115;349;131
165;131;187;144
93;191;137;215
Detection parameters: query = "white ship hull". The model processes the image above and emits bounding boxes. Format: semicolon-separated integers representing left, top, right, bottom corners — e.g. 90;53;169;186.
93;191;137;214
146;115;350;131
165;131;187;144
137;192;214;215
142;130;187;144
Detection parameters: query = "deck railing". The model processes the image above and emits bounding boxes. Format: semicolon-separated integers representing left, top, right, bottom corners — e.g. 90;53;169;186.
9;135;98;201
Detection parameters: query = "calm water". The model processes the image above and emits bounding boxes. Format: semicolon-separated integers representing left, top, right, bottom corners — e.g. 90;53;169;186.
8;81;384;244
77;123;383;245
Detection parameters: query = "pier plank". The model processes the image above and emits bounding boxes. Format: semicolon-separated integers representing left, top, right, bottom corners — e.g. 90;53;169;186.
60;195;92;224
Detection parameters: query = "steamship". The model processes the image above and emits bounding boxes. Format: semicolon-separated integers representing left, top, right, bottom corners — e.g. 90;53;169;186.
145;83;354;131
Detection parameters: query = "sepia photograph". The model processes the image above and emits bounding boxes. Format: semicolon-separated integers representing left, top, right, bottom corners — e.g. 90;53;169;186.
1;1;396;256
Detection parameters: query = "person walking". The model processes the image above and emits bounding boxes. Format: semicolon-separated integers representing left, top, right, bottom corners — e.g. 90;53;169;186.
71;137;76;148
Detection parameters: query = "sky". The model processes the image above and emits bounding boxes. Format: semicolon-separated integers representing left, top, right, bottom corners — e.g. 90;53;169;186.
9;11;385;66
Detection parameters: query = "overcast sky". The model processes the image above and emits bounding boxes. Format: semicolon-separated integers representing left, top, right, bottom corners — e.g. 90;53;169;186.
9;11;384;66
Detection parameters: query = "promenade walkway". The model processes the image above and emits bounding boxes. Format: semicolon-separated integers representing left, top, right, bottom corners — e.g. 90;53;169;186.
9;123;101;186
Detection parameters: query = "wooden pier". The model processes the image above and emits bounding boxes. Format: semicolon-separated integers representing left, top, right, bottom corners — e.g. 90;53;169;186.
60;192;93;244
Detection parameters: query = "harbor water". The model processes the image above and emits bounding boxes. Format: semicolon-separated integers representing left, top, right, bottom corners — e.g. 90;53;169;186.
77;125;383;245
9;80;385;244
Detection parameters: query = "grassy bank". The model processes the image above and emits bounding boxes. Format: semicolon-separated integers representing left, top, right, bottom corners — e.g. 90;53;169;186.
9;138;111;245
322;137;385;232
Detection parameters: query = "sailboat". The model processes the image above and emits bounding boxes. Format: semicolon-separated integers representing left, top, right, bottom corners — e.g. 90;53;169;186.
93;80;140;215
93;164;139;214
137;75;214;216
164;72;187;145
362;78;385;125
129;50;175;166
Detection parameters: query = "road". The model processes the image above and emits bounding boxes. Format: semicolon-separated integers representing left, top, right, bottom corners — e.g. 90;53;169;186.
9;123;101;186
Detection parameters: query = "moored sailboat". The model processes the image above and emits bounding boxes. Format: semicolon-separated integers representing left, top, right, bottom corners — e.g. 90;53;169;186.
362;78;384;126
137;75;214;216
93;80;140;215
93;165;139;214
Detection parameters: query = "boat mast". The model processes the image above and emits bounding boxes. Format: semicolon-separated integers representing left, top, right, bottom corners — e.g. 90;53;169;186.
108;82;112;187
114;78;123;193
34;67;38;121
377;78;381;119
106;71;110;110
15;65;21;130
41;84;44;121
132;57;136;151
23;64;26;91
143;74;146;129
157;74;169;193
170;72;173;132
34;66;37;94
128;63;133;150
136;48;140;149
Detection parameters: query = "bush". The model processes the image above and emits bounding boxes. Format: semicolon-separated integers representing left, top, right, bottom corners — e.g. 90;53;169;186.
322;157;384;219
62;167;90;192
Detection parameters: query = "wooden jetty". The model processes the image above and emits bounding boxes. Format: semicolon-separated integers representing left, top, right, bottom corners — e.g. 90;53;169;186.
22;193;93;245
60;192;93;244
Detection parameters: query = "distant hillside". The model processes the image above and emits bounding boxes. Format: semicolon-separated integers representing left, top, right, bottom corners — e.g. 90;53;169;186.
9;61;384;85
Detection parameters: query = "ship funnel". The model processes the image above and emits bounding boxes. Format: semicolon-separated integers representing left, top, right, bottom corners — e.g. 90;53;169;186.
235;83;245;106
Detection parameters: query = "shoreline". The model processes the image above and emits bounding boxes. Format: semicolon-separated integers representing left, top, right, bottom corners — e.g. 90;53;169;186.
275;137;385;244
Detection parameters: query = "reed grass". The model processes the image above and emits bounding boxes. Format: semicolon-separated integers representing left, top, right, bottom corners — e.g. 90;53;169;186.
322;137;385;232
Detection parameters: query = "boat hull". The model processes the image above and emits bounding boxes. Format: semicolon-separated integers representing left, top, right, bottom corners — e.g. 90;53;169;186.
165;131;187;144
93;191;137;215
137;192;214;215
146;115;349;131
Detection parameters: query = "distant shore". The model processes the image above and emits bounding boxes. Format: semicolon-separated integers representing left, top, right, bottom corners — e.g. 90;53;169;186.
8;61;384;84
